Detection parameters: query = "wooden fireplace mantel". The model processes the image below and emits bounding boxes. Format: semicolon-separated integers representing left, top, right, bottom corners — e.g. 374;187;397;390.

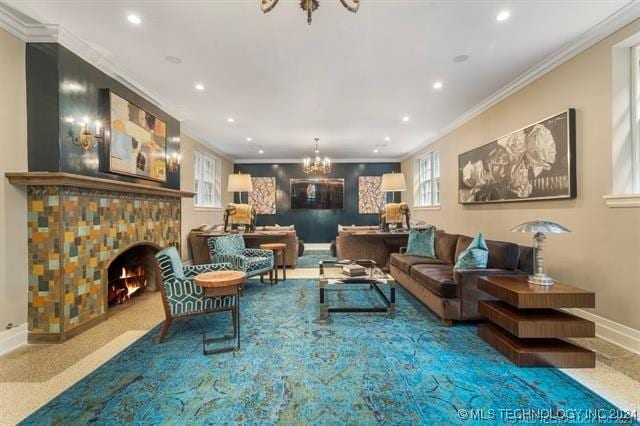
5;172;195;198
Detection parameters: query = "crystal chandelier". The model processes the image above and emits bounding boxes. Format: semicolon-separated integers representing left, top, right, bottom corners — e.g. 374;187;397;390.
303;138;331;175
261;0;360;25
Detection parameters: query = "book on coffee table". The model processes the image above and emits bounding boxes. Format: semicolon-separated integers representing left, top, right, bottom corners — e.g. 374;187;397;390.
342;264;367;276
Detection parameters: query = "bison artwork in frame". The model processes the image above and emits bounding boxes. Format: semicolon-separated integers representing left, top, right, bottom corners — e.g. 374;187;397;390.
458;109;576;204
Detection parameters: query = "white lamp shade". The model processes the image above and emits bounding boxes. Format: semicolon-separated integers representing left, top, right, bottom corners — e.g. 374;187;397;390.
381;172;407;192
227;173;253;192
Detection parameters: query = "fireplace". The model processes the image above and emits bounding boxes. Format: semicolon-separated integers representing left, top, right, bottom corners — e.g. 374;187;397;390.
107;243;160;307
7;172;192;343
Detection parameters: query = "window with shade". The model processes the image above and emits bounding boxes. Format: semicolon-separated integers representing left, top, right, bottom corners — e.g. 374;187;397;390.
194;151;221;208
415;151;440;207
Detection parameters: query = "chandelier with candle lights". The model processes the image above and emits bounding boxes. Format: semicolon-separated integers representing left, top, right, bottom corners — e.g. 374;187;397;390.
261;0;360;25
303;138;331;175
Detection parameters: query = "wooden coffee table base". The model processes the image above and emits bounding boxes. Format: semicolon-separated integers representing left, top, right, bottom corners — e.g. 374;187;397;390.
477;276;596;368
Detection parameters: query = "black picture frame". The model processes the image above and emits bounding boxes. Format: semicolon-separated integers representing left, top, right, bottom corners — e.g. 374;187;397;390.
458;109;576;204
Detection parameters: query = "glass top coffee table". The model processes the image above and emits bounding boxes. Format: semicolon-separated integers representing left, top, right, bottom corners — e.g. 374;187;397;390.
318;260;396;324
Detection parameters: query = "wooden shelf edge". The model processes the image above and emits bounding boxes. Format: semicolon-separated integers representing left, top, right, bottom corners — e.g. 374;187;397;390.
479;323;595;368
5;172;194;198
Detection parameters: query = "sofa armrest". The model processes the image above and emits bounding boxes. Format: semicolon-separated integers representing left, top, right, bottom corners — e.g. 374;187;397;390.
453;269;527;320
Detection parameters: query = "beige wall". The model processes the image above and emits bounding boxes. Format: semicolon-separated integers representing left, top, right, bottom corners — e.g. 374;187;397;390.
180;133;233;261
0;28;28;329
402;20;640;331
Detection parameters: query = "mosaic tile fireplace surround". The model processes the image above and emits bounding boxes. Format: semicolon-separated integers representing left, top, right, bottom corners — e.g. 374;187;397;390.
7;173;191;343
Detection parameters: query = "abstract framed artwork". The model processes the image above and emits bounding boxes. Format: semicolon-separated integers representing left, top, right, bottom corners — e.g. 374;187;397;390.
108;91;167;182
458;109;576;204
358;176;385;214
250;177;276;214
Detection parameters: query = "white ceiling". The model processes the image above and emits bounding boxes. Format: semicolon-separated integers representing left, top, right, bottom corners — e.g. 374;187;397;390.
5;0;634;161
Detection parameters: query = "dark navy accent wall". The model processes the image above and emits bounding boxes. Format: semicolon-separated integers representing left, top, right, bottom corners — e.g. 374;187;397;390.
234;163;401;243
26;43;181;190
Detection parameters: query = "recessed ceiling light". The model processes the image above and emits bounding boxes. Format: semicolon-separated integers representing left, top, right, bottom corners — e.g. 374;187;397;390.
258;149;264;154
227;117;235;123
402;115;410;122
433;81;444;90
165;55;182;64
127;14;141;25
496;10;510;21
373;148;379;153
452;54;470;63
195;83;205;91
384;136;391;142
246;137;252;142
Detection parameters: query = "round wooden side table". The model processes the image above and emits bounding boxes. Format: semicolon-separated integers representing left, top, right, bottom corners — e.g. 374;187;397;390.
195;270;246;355
259;243;287;283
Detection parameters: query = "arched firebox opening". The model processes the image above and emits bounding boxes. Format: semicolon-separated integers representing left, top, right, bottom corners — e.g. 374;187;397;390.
106;242;161;307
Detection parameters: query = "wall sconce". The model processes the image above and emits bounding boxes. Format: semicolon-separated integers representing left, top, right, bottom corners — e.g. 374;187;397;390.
167;151;182;173
66;116;103;150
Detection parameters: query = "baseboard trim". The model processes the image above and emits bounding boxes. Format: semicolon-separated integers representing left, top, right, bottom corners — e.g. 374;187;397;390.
305;243;331;250
565;308;640;355
0;323;28;356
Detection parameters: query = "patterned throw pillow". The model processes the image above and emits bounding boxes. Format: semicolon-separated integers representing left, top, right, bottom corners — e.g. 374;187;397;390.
454;233;489;270
405;227;436;258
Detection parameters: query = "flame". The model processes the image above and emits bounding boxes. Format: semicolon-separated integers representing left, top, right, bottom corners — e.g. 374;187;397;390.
120;266;142;297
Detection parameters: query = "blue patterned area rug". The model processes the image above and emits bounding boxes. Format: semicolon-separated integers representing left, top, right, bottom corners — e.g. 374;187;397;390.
24;279;626;425
296;250;336;268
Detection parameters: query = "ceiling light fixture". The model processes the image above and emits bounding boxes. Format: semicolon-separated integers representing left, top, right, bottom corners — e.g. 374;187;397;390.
402;115;410;122
195;83;205;91
452;54;470;63
258;149;264;154
303;138;331;175
496;10;510;21
246;137;253;142
373;148;379;153
127;14;142;25
261;0;360;25
227;117;235;123
165;55;182;64
384;136;391;142
433;81;443;90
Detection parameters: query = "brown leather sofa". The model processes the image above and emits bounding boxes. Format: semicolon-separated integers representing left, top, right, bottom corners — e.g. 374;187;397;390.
336;225;408;267
188;225;300;267
390;230;533;325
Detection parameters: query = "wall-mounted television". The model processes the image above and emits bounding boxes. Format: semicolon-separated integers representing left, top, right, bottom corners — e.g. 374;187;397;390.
290;178;344;209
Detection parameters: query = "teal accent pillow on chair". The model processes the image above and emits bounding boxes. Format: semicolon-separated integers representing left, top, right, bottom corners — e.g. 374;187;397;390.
405;227;436;258
454;233;489;270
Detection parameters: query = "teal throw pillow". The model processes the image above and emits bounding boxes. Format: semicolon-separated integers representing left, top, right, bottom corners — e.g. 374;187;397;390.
454;233;489;270
405;227;436;258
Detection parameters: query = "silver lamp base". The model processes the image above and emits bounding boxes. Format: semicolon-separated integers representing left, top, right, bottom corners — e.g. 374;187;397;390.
528;274;555;286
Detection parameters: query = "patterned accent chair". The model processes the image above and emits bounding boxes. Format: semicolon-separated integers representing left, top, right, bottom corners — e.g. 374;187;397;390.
207;234;274;283
155;246;235;343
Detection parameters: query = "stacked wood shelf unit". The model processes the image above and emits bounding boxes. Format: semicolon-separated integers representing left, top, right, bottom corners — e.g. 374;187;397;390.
477;276;596;368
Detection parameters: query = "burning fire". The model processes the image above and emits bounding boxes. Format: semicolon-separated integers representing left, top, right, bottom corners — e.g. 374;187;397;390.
120;267;145;297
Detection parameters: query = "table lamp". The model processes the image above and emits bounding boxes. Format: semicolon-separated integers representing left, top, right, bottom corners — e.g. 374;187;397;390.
227;172;253;204
381;172;406;203
511;219;571;286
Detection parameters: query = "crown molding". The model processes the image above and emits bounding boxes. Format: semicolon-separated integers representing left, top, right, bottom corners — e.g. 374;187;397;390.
401;0;640;161
0;4;182;121
0;6;57;41
234;157;402;164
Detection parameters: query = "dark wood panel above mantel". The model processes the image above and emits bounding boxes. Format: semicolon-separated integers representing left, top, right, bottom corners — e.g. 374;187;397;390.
5;172;194;198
